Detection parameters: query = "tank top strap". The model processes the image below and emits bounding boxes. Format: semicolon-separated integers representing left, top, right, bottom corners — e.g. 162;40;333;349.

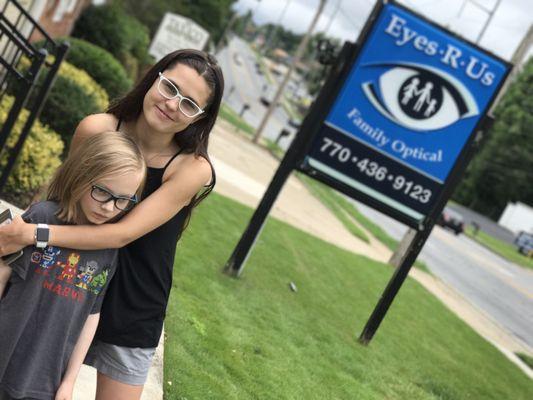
163;148;185;171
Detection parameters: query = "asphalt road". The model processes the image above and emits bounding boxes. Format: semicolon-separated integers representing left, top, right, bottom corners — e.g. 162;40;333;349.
353;200;533;351
217;36;295;149
448;202;516;245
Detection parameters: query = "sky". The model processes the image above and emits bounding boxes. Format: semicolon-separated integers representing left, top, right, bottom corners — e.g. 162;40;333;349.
233;0;533;62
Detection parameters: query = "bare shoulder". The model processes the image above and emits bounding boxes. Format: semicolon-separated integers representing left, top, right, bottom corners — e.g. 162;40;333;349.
70;113;119;154
75;113;119;137
166;153;213;186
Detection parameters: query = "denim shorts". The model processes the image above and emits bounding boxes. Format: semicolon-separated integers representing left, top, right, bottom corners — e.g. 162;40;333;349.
84;340;156;386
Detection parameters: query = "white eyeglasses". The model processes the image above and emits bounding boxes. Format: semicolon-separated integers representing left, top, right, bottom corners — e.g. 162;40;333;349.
157;72;205;118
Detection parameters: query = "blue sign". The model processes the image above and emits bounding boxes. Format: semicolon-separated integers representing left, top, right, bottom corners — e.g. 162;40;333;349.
305;2;510;221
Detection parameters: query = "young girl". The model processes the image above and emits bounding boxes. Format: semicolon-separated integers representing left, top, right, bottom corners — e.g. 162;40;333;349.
0;49;224;399
0;131;146;400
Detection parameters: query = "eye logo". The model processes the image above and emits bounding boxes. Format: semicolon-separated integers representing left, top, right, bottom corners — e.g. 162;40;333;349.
362;63;479;131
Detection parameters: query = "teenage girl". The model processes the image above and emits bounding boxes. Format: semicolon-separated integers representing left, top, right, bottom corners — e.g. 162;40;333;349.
0;49;224;399
0;131;146;400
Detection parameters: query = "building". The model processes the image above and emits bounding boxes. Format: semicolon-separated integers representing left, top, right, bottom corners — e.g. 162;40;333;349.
498;202;533;235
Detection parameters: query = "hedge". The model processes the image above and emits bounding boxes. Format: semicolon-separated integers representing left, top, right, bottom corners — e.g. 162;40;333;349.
72;3;152;81
38;59;109;147
0;96;64;207
42;37;132;99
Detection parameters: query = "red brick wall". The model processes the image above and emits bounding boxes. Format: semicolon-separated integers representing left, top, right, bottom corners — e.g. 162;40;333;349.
30;0;92;43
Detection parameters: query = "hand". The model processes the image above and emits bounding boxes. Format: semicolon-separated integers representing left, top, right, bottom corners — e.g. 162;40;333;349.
55;380;74;400
0;215;33;255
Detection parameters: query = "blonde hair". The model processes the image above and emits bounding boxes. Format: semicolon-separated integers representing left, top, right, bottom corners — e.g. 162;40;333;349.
47;131;146;223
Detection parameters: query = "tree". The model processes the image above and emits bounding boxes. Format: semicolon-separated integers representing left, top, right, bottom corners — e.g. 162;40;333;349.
116;0;236;46
453;58;533;219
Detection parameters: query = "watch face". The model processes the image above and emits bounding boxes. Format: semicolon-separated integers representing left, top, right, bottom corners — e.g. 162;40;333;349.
36;227;50;242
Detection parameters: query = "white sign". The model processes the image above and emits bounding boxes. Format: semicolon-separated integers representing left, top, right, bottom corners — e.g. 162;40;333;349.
148;13;209;61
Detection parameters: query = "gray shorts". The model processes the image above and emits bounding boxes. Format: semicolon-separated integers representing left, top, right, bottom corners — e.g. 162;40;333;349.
84;340;156;386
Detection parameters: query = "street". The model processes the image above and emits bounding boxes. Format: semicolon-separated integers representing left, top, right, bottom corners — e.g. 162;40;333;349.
353;200;533;351
217;36;295;149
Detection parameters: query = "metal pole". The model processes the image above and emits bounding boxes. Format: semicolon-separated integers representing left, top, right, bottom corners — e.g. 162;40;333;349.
252;0;328;144
224;40;355;278
324;0;342;35
0;43;68;194
476;0;502;44
261;0;292;55
358;115;495;345
215;12;239;54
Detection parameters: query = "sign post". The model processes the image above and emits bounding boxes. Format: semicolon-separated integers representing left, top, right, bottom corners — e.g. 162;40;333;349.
225;0;511;343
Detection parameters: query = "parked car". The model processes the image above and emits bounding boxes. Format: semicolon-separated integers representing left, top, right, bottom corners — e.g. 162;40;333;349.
259;96;272;107
514;231;533;257
436;207;464;235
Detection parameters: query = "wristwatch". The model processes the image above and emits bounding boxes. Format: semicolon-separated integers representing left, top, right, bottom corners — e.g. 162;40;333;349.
35;223;50;248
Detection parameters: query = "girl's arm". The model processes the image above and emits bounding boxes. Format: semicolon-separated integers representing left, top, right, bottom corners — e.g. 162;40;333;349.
0;259;12;298
0;155;211;252
0;114;212;253
55;313;100;400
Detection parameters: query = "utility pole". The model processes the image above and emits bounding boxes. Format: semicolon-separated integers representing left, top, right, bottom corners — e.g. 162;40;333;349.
261;0;292;55
253;0;328;144
215;12;239;54
324;0;342;35
476;0;502;43
455;0;503;44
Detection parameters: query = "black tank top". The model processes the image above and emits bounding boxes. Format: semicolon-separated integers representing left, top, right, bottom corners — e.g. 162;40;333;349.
95;124;190;348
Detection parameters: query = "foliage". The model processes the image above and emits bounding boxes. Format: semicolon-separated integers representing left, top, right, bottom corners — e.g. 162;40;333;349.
464;225;533;270
39;59;108;147
454;58;533;218
259;23;302;56
218;103;255;136
15;56;108;147
115;0;236;45
72;4;151;82
0;96;64;207
58;37;132;99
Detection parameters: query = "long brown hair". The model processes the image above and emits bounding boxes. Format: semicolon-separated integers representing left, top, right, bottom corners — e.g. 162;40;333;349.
47;131;146;223
107;49;224;230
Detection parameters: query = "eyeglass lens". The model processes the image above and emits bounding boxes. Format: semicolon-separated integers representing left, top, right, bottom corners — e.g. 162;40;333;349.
158;78;201;117
91;186;136;211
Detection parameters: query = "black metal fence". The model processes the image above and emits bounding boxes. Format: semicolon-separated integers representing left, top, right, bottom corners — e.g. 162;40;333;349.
0;0;68;194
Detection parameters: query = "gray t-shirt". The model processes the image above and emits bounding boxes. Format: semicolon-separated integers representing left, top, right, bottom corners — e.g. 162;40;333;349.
0;201;118;400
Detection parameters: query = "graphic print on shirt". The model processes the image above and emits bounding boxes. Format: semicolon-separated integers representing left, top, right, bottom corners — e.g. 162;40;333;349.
56;253;81;284
89;268;109;295
76;261;98;290
31;246;61;276
28;248;110;302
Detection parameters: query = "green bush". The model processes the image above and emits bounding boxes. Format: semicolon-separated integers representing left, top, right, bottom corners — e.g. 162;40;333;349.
72;4;129;58
37;59;108;147
72;3;152;81
15;56;108;147
0;96;64;207
58;37;132;99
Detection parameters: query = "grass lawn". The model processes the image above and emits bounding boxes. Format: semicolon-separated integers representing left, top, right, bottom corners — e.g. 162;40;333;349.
298;175;430;272
464;226;533;271
219;103;255;137
163;193;532;399
298;174;370;244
